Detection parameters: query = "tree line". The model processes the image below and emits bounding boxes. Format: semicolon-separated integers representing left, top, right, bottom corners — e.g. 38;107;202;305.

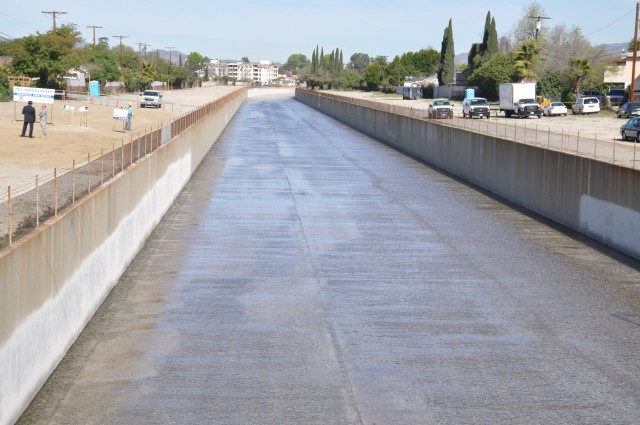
0;24;210;100
285;1;615;101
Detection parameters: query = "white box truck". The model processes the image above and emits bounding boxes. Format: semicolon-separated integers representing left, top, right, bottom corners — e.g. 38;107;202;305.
499;82;542;118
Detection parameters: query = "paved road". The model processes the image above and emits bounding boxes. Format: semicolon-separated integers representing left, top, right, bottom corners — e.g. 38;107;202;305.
19;96;640;424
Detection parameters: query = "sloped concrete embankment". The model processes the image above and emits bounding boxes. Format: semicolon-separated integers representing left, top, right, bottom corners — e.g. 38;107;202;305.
0;88;247;425
295;89;640;260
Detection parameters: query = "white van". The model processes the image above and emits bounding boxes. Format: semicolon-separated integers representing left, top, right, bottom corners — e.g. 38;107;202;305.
571;97;600;114
462;97;490;119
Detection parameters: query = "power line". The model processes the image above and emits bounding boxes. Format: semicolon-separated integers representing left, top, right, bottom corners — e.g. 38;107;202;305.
584;7;635;37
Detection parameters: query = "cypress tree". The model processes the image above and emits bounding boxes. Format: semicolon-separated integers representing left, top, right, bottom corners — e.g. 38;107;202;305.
311;47;316;73
481;12;491;55
320;47;324;70
487;17;499;56
467;43;482;75
438;19;455;85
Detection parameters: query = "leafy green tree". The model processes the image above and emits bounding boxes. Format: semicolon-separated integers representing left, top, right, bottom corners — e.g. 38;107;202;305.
241;56;250;63
362;64;383;91
336;69;361;90
347;53;370;74
468;52;516;99
372;55;388;66
514;39;541;81
141;62;158;85
9;24;83;87
187;52;206;73
438;19;455;85
85;45;120;83
0;71;10;101
284;53;309;73
537;70;564;101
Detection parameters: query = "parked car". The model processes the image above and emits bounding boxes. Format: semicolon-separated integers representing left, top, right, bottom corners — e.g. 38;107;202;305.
542;102;567;116
462;97;490;119
620;117;640;142
427;98;453;119
607;89;625;107
616;102;640;118
571;97;600;114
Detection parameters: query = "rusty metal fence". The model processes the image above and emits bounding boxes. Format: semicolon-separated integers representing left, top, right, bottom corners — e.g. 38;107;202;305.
299;89;640;170
0;89;244;250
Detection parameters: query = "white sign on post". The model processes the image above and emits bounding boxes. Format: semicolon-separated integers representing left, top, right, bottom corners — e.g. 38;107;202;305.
13;87;55;104
113;109;128;120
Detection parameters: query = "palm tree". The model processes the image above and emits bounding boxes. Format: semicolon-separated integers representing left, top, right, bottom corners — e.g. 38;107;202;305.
568;58;590;100
514;40;541;82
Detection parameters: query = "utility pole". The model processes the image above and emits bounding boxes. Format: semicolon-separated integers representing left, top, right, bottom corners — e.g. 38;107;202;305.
134;42;147;78
112;35;128;66
631;2;639;102
86;25;102;51
528;15;550;40
165;46;175;69
42;11;67;31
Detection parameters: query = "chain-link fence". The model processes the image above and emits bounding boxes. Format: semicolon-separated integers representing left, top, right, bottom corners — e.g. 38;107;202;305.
0;89;244;250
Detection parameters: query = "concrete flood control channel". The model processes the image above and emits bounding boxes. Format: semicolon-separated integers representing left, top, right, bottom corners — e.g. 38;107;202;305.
17;95;640;424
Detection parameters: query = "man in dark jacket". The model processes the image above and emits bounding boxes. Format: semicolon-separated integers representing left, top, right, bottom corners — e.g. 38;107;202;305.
21;101;36;138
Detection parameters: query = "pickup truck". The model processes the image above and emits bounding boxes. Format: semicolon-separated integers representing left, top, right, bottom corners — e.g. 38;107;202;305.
139;90;162;108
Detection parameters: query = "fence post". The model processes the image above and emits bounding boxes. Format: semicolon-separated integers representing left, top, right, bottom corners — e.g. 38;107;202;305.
54;168;58;216
634;139;637;169
138;132;141;161
576;131;580;155
112;143;115;178
121;140;124;172
535;124;538;145
88;153;91;194
7;186;11;246
36;175;39;227
130;135;133;166
548;126;550;149
72;160;76;205
613;137;616;165
101;148;104;186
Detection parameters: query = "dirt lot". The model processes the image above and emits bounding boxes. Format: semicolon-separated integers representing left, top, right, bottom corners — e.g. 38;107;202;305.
326;90;625;142
0;86;238;193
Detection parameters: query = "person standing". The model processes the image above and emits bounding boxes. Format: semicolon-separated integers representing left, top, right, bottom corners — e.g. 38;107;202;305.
39;105;48;138
21;101;36;138
126;102;133;130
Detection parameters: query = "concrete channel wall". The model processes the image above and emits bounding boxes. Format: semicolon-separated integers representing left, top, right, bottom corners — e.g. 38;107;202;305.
0;88;247;425
295;89;640;260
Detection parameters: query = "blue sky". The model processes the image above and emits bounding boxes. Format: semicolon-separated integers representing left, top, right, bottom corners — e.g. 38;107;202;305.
1;1;635;63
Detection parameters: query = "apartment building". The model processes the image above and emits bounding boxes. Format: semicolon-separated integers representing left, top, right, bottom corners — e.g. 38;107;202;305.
209;59;279;84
